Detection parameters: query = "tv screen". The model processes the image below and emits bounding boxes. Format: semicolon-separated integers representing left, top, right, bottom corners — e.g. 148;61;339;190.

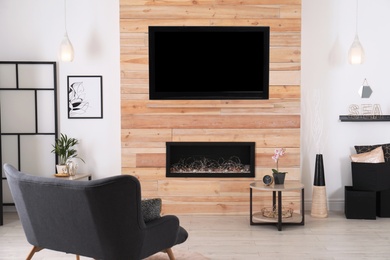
148;26;270;100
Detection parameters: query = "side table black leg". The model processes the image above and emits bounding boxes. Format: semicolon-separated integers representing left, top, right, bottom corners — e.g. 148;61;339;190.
277;191;282;231
272;191;276;208
250;188;253;225
301;188;305;225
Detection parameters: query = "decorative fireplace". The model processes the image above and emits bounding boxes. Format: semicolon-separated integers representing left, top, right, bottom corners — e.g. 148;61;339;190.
166;142;255;178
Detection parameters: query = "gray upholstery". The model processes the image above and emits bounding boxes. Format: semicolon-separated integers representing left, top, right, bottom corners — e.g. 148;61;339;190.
3;163;188;259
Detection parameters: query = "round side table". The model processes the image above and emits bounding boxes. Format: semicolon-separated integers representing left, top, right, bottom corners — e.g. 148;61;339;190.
250;181;304;231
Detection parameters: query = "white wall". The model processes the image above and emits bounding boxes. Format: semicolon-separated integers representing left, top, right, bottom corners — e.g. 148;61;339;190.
0;0;121;180
3;0;390;212
302;0;390;211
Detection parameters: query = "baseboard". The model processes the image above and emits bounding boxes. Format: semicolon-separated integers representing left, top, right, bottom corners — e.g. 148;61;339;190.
305;199;344;213
4;201;346;214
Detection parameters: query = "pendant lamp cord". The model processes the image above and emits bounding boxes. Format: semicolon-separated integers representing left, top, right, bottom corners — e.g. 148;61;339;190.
64;0;68;34
355;0;359;34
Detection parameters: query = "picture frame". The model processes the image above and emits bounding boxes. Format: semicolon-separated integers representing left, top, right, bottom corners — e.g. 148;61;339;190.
67;75;103;119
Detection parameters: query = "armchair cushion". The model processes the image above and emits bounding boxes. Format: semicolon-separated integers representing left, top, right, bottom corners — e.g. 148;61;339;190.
141;198;162;222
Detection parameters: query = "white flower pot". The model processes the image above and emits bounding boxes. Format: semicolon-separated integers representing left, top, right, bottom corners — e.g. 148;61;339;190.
56;165;68;174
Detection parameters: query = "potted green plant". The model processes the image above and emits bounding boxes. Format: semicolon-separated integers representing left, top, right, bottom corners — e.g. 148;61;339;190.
51;133;84;174
272;148;287;184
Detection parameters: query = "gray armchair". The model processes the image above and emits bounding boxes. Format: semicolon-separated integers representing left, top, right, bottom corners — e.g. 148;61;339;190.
3;163;188;260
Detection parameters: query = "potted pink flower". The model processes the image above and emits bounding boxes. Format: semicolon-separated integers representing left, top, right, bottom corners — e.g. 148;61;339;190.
272;148;287;184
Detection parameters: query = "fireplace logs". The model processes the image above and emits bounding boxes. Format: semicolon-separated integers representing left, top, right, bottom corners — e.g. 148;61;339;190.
166;142;255;178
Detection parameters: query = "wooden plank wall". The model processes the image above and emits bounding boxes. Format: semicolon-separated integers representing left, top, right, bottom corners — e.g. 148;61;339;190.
120;0;301;215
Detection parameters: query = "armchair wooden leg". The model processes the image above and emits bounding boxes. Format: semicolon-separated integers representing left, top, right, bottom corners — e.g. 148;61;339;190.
26;246;80;260
165;248;175;260
26;246;43;260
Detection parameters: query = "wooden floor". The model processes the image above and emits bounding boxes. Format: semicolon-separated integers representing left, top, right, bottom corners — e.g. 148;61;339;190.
1;211;390;259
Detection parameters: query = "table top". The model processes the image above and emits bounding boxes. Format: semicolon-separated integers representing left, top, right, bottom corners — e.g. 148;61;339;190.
53;173;91;180
250;181;304;191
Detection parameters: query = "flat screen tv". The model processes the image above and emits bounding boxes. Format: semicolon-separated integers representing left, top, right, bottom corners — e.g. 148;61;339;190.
148;26;270;100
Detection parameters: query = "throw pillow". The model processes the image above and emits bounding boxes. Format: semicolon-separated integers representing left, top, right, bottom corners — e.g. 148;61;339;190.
351;146;385;163
141;198;162;223
355;143;390;162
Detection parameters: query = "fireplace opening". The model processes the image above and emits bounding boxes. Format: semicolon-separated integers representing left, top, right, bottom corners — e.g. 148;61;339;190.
166;142;255;177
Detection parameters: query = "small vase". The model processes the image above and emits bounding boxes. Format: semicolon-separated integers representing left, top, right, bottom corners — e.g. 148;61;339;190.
66;160;76;176
273;172;286;185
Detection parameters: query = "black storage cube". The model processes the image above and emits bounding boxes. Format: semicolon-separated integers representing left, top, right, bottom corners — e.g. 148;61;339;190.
377;189;390;217
345;186;376;219
351;162;390;191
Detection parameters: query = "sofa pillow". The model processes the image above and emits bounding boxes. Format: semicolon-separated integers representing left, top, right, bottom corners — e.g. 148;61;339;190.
141;198;162;223
351;146;385;163
355;143;390;162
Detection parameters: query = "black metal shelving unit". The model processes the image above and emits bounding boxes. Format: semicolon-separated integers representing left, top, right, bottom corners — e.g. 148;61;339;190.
0;61;58;225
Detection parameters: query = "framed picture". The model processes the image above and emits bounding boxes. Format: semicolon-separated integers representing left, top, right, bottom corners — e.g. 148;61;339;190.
67;75;103;119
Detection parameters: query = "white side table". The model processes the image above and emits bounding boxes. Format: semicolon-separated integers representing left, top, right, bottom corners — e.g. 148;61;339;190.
250;181;304;231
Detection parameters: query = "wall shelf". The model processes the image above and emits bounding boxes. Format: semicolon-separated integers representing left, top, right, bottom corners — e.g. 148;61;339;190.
339;115;390;122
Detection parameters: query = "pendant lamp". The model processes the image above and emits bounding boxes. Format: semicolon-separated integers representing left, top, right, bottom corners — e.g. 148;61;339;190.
348;0;364;65
59;0;74;62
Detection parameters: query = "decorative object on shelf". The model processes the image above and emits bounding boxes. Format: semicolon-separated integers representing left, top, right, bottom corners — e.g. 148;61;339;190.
348;103;382;117
348;0;365;65
311;154;328;218
67;75;103;119
341;102;384;122
272;148;287;184
263;175;274;186
51;133;84;173
261;206;293;219
59;0;74;62
358;79;372;98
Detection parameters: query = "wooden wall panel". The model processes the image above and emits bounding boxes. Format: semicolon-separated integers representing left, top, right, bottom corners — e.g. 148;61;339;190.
120;0;301;215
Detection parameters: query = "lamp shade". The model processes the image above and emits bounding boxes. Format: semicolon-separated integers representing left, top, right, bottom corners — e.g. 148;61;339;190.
59;33;74;62
348;34;365;65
